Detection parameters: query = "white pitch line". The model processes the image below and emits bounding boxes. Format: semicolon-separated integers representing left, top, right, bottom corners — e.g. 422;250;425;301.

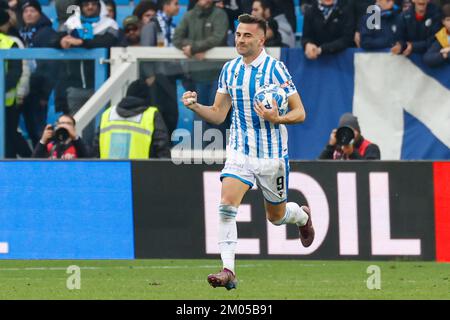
0;264;262;271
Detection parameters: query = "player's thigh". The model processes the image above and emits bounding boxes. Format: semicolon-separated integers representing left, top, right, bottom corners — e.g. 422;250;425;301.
221;177;251;207
264;200;287;222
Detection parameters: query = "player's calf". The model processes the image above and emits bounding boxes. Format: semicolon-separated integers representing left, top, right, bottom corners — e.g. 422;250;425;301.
269;202;315;247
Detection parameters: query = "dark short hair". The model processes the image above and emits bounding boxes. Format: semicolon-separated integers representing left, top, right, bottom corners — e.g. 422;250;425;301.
443;4;450;19
159;0;176;8
133;1;158;20
238;14;267;36
58;114;76;126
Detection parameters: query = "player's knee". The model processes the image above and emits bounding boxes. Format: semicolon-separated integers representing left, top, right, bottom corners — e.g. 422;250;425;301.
219;204;238;221
220;195;240;208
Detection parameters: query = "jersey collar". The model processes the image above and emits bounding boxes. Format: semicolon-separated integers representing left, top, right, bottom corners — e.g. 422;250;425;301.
243;49;268;68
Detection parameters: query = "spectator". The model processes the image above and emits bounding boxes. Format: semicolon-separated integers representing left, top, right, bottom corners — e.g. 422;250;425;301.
241;0;253;14
0;9;31;158
103;0;116;20
55;0;77;28
133;0;158;26
32;114;91;159
121;15;141;46
265;17;285;47
19;0;59;147
319;113;381;160
5;0;23;28
212;0;243;45
271;0;297;36
301;0;354;59
360;0;401;50
57;0;119;145
251;0;296;47
139;0;181;137
393;0;441;56
173;0;229;145
1;0;30;113
141;0;179;47
173;0;228;97
98;79;171;159
347;0;375;48
424;4;450;67
300;0;315;14
402;0;412;11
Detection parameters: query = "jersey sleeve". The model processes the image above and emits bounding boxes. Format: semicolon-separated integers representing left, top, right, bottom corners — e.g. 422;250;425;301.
217;61;230;95
272;61;297;97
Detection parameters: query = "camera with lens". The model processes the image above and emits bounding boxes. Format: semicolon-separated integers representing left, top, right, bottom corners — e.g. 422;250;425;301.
51;125;70;143
335;126;355;146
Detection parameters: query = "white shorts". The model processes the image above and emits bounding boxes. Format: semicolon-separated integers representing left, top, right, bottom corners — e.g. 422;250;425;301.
220;150;290;204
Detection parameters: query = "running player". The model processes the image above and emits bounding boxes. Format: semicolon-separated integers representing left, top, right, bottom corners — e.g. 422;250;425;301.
181;14;314;290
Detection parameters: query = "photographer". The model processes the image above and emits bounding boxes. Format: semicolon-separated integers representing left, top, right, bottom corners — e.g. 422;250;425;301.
319;113;381;160
32;114;90;159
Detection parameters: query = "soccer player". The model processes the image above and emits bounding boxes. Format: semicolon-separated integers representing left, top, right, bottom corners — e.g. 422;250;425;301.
182;14;314;291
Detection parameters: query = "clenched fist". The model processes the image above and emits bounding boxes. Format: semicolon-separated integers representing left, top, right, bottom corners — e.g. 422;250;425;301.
182;91;198;110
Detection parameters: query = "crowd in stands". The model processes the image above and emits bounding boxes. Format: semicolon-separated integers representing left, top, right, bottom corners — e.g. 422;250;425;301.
0;0;449;159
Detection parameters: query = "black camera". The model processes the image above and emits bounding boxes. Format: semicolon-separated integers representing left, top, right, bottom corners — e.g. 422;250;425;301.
52;126;70;142
335;126;355;146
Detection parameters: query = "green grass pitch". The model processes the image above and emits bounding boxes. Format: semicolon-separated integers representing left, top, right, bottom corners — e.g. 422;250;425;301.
0;260;448;299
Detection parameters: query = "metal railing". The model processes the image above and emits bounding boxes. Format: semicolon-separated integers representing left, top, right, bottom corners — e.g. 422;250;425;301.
0;48;108;158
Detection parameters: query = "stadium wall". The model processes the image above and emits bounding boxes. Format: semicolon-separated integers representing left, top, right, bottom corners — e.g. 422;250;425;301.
282;49;450;161
0;161;449;262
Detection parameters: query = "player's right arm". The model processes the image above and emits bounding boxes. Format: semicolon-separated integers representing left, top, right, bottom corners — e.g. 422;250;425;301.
182;91;232;125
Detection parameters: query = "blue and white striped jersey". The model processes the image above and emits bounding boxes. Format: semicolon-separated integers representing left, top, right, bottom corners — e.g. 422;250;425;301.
217;49;297;159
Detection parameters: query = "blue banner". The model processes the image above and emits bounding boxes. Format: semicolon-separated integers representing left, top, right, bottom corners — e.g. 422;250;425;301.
0;161;134;259
282;48;450;160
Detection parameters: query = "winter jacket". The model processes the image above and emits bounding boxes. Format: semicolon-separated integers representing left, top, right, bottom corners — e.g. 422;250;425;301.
274;13;296;48
272;0;297;35
4;29;30;103
396;3;442;54
360;5;401;50
173;3;228;82
32;137;91;159
347;0;375;31
20;14;59;101
57;2;119;89
302;0;354;54
424;27;450;67
319;136;381;160
173;3;228;55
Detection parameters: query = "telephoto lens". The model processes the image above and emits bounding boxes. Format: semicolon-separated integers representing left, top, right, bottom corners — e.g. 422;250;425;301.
335;126;355;146
54;127;70;142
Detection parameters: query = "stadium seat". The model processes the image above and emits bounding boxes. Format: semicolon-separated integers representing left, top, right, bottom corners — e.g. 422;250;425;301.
42;5;58;30
295;5;303;35
115;0;131;5
173;5;187;26
116;5;135;28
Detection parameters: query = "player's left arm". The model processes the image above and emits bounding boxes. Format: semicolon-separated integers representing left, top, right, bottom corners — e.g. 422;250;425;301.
277;93;306;124
255;92;306;125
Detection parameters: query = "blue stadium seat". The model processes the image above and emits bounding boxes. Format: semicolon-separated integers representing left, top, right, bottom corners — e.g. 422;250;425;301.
173;5;187;26
42;5;58;30
116;5;135;28
295;5;303;34
115;0;131;5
